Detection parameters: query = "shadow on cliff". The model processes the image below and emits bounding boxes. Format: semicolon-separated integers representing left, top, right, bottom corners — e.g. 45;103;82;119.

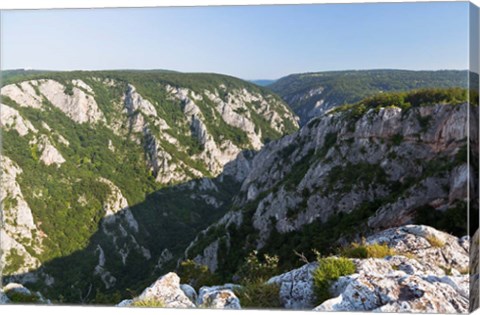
3;151;255;304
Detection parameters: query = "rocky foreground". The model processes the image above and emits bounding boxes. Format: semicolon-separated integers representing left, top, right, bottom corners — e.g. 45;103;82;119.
0;225;473;312
109;225;471;312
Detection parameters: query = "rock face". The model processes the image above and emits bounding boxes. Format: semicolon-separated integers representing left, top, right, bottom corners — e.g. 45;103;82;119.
198;287;241;309
38;79;106;124
1;104;38;136
98;177;149;270
1;156;43;275
2;79;105;123
133;272;195;308
316;224;470;313
267;262;319;309
35;135;66;166
265;225;469;313
1;81;44;109
185;102;474;273
118;273;241;309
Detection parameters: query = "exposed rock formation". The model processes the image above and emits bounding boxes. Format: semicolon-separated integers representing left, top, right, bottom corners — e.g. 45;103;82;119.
1;104;38;136
1;81;43;109
118;272;195;308
118;273;241;309
98;178;149;270
37;79;105;124
34;135;66;167
185;103;473;269
1;156;43;275
267;262;318;309
198;285;241;309
267;225;469;313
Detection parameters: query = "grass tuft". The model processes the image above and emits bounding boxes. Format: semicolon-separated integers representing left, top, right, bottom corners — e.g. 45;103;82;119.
312;257;356;305
130;298;165;308
339;239;396;259
425;235;445;248
234;281;281;309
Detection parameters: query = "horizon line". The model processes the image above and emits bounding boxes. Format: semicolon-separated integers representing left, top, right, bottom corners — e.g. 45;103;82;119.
0;67;472;81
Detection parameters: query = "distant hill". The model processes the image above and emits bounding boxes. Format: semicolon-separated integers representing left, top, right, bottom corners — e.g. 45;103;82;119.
268;69;468;125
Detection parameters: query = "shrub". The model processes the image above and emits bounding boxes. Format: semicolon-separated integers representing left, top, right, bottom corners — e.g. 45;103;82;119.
312;257;356;304
178;259;220;291
5;289;40;304
339;240;396;259
234;282;281;309
130;298;165;308
237;251;279;284
391;134;404;146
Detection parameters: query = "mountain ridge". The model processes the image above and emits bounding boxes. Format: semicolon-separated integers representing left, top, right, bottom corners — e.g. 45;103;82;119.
268;69;469;125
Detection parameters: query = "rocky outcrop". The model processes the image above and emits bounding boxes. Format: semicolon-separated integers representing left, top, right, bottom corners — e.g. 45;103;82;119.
315;225;469;313
266;225;469;313
118;272;195;308
1;104;38;136
186;103;472;269
124;84;158;118
118;273;241;309
98;178;149;268
167;85;243;176
2;79;105;124
363;225;469;272
0;106;65;166
38;79;105;124
316;271;468;313
267;262;319;309
34;135;66;167
197;285;241;309
1;156;43;275
180;284;197;304
1;81;43;109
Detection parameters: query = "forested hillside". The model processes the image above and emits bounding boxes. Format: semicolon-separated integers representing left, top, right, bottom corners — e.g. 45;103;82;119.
0;70;298;302
268;70;468;125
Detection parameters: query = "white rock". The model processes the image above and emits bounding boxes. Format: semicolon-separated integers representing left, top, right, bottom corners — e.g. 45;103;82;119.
1;156;43;274
197;284;242;309
38;79;105;124
1;81;43;109
267;262;318;309
124;84;158;118
36;135;66;166
72;79;94;94
1;104;38;136
135;272;195;308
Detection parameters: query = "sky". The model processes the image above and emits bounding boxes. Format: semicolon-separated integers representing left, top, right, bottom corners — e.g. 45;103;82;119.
0;2;471;80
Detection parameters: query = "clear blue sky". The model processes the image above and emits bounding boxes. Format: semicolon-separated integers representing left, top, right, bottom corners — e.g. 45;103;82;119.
1;2;470;79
